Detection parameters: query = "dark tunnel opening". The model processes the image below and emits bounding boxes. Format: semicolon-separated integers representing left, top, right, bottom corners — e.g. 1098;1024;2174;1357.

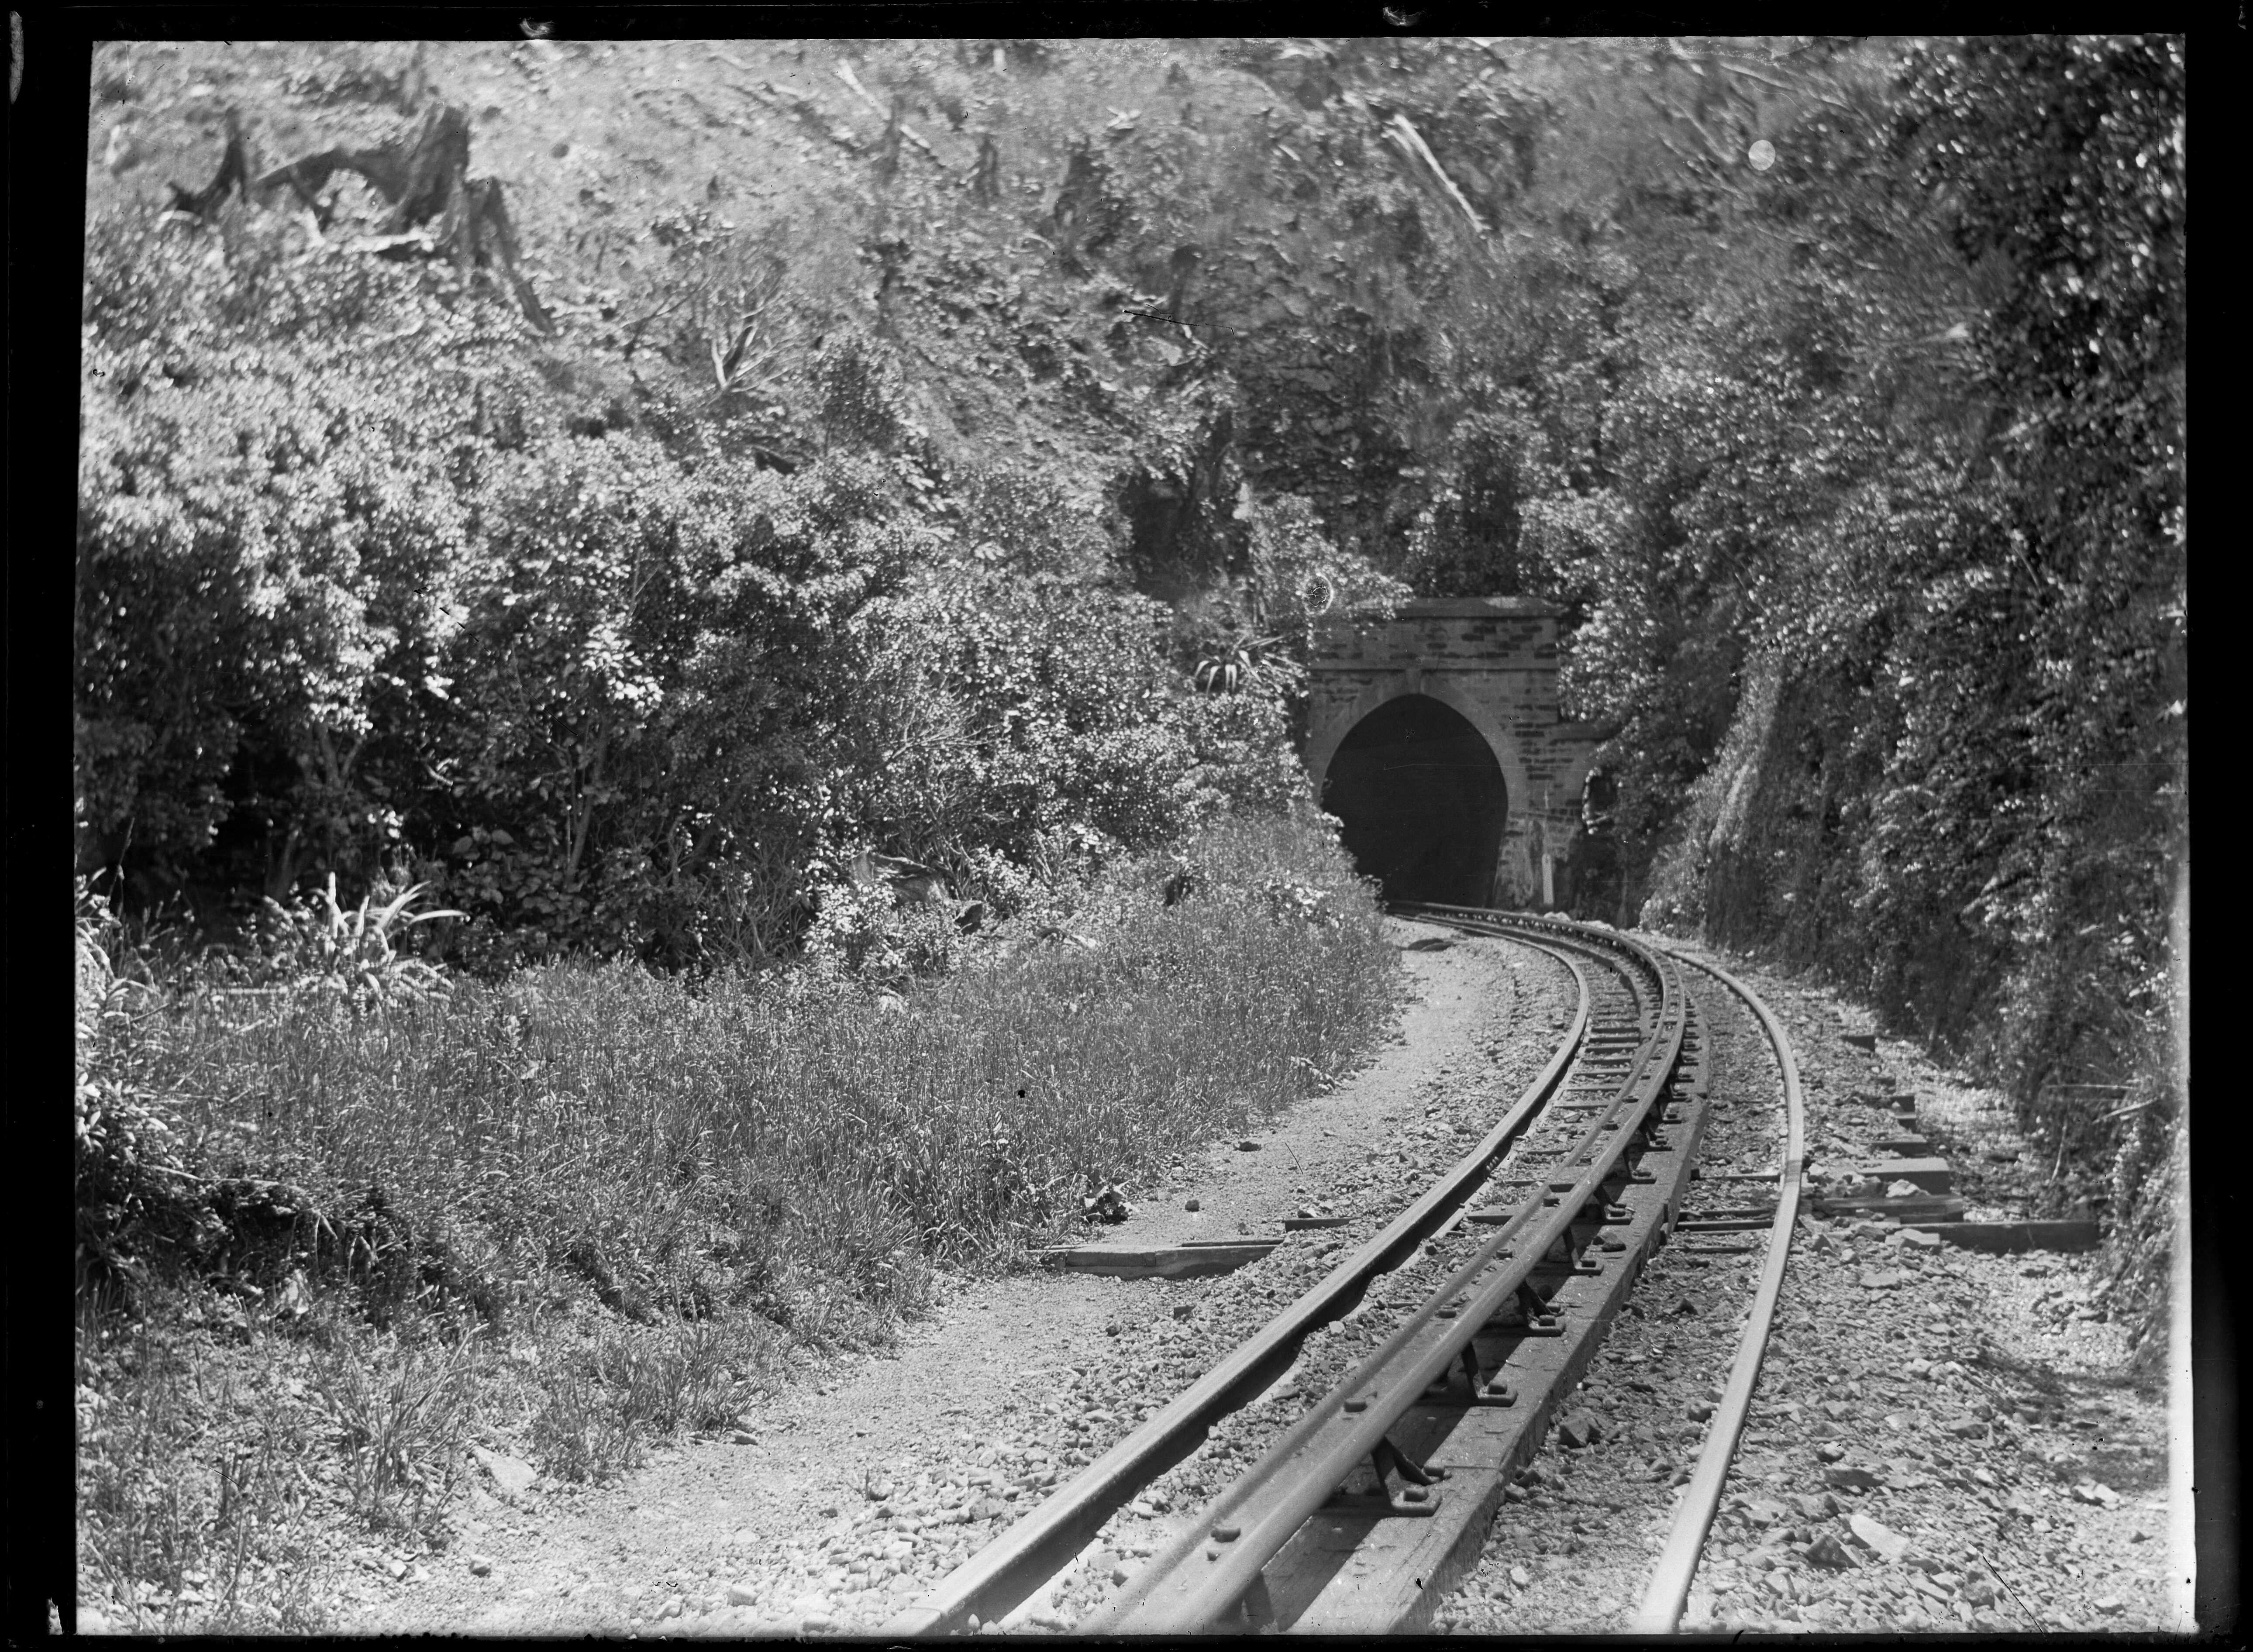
1320;695;1507;907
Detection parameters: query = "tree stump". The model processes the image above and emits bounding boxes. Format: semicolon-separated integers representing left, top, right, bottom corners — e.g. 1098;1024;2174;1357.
169;102;554;334
166;108;255;217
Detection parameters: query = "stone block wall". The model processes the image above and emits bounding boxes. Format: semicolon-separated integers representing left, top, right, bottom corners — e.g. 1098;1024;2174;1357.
1306;598;1604;912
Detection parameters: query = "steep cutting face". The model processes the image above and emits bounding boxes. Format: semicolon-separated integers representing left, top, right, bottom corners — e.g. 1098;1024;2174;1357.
1320;695;1507;906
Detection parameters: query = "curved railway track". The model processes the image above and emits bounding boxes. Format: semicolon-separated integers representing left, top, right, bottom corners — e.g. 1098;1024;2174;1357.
879;905;1805;1636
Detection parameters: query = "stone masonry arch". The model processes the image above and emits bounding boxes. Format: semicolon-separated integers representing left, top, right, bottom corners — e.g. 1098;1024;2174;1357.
1305;672;1531;812
1306;598;1609;911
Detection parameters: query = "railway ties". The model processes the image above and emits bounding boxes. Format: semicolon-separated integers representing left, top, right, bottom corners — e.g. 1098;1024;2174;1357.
882;907;1799;1638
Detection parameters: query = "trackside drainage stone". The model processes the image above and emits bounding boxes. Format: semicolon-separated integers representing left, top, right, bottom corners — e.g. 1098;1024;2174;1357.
1848;1157;1954;1194
1039;1238;1284;1279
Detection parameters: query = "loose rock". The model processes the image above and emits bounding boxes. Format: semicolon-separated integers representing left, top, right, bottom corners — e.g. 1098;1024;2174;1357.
469;1444;539;1498
1805;1533;1856;1569
1849;1512;1912;1563
1557;1411;1604;1448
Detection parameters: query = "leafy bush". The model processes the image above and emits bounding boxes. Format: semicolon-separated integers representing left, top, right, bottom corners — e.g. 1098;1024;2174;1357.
814;330;912;453
1178;690;1314;819
955;461;1109;580
77;212;1321;966
842;571;1205;874
76;200;506;902
799;875;963;985
78;43;1438;967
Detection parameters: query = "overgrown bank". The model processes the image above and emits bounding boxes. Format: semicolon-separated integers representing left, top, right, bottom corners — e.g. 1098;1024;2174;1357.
79;37;2184;1143
76;810;1403;1632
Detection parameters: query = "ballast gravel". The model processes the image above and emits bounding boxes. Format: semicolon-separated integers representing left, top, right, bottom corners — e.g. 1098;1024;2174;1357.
1430;938;2178;1637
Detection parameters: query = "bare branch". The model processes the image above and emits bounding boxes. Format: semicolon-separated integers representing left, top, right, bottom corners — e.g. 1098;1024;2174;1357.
1381;113;1488;241
731;79;863;155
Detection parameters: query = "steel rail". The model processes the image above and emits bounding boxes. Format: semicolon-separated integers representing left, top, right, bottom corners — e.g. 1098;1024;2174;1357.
1631;943;1806;1634
879;926;1599;1638
1090;920;1686;1633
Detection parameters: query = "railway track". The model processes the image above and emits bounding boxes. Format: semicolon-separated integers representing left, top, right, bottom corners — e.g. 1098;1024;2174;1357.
878;906;1803;1636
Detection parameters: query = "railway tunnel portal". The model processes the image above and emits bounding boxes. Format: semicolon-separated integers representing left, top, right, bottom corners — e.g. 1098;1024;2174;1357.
1306;598;1609;911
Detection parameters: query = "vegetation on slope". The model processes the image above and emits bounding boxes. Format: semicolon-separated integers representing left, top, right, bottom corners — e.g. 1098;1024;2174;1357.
81;38;2183;1115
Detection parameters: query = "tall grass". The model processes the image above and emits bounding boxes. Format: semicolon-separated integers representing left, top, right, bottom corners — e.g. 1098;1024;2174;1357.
77;811;1402;1611
112;814;1393;1322
76;1304;335;1633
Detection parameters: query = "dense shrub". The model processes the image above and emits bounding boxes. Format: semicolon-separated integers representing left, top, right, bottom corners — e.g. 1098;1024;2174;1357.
848;571;1199;859
76;190;1338;967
